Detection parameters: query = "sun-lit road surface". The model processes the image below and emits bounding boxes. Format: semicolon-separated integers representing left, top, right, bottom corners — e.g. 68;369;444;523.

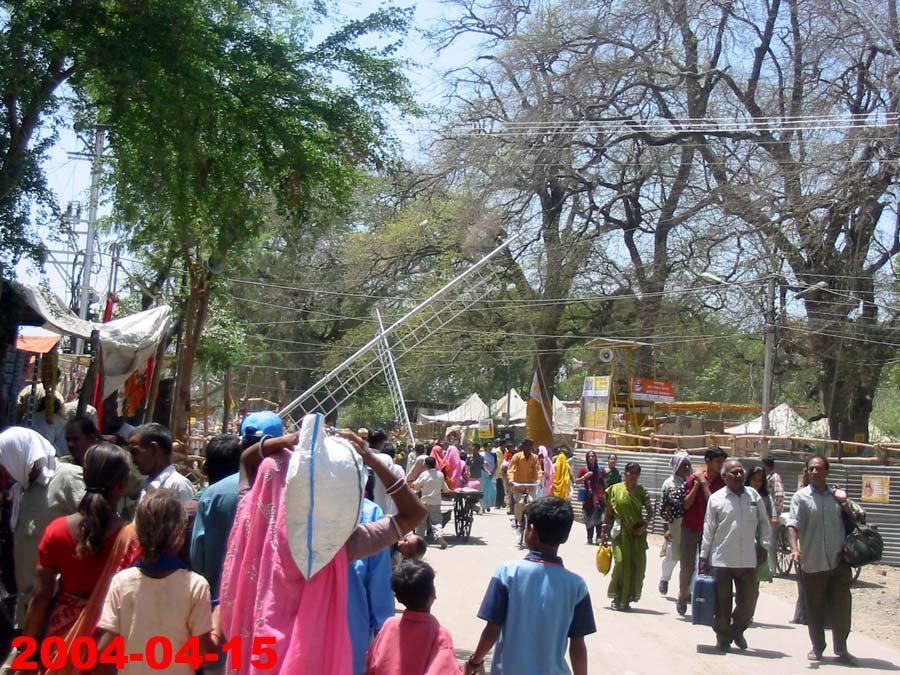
423;507;900;674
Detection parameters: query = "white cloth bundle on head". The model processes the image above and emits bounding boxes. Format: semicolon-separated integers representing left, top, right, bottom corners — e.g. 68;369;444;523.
0;427;56;487
670;451;690;475
0;427;57;529
284;414;366;579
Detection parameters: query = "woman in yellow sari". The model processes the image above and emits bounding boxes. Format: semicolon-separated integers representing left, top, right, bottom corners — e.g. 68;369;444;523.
551;449;571;499
601;462;654;610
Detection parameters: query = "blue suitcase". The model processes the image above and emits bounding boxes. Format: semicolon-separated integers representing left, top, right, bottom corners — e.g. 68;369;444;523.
691;574;716;626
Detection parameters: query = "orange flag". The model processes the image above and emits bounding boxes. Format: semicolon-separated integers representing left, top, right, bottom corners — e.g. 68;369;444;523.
525;371;554;447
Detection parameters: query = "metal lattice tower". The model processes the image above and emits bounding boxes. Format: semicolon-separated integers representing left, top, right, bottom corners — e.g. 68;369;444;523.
279;235;519;428
375;309;415;444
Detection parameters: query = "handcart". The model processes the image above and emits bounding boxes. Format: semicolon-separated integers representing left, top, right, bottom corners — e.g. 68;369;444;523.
442;489;483;541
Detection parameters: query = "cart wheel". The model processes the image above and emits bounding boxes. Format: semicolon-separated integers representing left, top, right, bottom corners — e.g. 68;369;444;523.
775;527;793;576
454;500;464;538
461;501;473;540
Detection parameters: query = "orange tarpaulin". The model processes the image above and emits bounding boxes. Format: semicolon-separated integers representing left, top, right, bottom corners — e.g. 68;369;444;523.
15;335;61;354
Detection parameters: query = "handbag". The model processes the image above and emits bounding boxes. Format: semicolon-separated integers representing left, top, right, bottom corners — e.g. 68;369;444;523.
842;525;883;566
596;544;612;575
577;487;587;502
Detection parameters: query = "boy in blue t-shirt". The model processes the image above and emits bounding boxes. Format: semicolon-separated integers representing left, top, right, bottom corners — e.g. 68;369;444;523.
465;496;595;675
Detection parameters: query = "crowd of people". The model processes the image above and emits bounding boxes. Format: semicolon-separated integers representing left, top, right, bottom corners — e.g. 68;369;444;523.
0;408;871;673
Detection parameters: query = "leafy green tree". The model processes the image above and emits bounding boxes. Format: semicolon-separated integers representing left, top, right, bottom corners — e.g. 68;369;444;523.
92;3;414;438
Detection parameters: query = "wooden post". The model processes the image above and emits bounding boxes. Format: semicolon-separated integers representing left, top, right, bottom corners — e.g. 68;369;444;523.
77;330;101;417
222;369;232;434
144;338;167;424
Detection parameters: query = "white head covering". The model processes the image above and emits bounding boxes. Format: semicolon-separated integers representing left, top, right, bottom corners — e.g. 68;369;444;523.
284;414;367;579
0;427;56;488
670;451;690;475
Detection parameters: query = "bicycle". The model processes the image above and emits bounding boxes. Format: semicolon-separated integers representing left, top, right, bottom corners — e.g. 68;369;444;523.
510;482;540;547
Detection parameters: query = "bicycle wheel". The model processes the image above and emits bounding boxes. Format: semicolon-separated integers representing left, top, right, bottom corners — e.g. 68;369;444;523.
775;527;793;576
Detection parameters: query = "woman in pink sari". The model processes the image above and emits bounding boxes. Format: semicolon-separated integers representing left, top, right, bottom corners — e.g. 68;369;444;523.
428;444;445;472
219;429;426;674
538;445;555;497
444;446;464;489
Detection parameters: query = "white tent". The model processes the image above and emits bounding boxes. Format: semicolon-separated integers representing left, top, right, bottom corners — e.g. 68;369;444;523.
491;388;527;421
723;403;808;435
723;402;892;442
419;393;490;423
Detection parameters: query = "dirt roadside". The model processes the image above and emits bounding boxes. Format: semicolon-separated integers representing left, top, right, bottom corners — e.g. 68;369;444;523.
761;561;900;651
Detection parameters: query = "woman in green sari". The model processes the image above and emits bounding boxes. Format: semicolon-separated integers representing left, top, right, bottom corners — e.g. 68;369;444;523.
601;462;654;610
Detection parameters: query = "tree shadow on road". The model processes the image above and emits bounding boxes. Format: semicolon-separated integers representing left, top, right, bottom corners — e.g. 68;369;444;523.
750;621;797;630
696;645;788;659
607;607;666;616
838;657;900;670
450;536;487;546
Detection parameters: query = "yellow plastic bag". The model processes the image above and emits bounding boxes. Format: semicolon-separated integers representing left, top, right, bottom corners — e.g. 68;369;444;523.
596;544;612;575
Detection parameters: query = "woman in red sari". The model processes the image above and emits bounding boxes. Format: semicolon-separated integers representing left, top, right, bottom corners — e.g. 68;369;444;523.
15;443;139;674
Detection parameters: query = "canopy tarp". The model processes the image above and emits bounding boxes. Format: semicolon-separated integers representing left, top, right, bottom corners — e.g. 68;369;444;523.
419;392;490;423
491;388;527;421
15;283;172;398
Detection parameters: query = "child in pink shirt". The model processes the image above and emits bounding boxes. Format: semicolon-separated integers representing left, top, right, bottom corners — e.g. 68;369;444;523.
366;560;460;675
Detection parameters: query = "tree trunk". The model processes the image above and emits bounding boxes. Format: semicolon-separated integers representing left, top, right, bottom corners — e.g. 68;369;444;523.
818;347;882;443
172;271;212;441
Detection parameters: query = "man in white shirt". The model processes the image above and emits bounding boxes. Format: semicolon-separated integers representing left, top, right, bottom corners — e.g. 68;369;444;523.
127;422;195;503
368;429;405;516
413;457;450;548
700;459;771;653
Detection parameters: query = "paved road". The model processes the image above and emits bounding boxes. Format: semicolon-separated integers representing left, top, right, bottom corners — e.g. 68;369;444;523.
425;508;900;674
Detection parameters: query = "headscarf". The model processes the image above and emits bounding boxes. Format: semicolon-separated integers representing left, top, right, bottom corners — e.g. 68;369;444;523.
429;445;445;471
670;451;690;475
538;445;554;492
445;445;463;487
551;451;570;499
0;427;57;529
0;427;55;488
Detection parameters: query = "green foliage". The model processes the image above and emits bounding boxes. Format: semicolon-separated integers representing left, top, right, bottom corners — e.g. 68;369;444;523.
196;299;252;375
335;383;396;430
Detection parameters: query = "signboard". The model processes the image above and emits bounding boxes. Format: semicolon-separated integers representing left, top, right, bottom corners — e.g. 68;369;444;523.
581;375;610;445
630;377;676;403
477;419;494;441
861;475;890;503
582;376;610;398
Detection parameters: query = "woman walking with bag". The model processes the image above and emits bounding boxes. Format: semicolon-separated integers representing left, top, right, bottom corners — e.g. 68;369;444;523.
576;451;605;545
602;462;654;611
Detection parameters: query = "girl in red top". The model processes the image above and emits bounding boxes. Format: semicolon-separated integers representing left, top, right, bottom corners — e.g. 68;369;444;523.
19;442;140;672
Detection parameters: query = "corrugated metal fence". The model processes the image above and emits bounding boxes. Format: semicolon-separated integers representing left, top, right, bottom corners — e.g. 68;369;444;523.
572;448;900;566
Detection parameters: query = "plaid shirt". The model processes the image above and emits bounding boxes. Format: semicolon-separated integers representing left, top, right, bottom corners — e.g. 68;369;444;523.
767;471;785;513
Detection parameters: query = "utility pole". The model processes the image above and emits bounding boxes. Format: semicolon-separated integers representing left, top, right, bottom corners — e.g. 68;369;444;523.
761;275;776;437
75;127;106;354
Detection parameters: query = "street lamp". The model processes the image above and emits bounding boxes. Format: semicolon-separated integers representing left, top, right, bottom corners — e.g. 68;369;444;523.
700;273;828;437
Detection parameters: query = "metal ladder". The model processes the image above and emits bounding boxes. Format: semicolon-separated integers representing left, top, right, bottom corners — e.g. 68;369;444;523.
375;309;415;445
279;235;519;428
